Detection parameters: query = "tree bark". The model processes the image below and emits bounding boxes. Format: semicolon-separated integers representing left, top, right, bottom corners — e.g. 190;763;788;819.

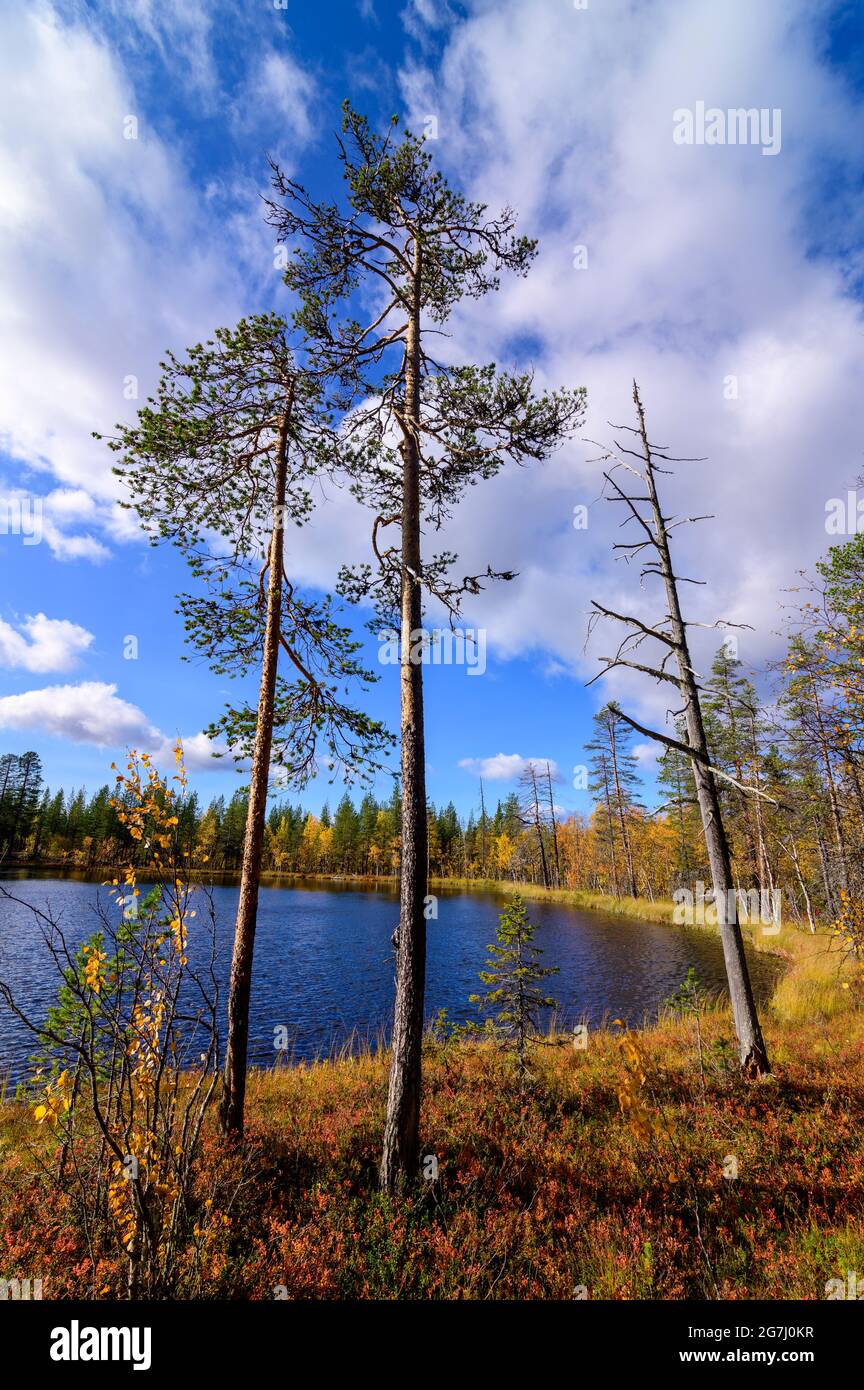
380;238;428;1193
609;719;638;897
807;667;850;895
528;766;551;889
633;384;770;1078
220;388;293;1137
545;762;562;888
600;762;620;897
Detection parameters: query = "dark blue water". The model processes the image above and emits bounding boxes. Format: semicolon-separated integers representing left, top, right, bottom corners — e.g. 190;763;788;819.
0;876;779;1084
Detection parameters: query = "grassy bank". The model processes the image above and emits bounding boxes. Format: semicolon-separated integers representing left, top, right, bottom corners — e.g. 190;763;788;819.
1;1004;862;1299
1;878;859;1299
1;913;860;1299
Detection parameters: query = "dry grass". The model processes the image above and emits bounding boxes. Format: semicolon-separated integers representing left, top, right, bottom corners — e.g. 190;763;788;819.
2;884;860;1300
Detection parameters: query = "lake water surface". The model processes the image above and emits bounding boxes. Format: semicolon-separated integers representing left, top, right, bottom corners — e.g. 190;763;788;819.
0;875;780;1084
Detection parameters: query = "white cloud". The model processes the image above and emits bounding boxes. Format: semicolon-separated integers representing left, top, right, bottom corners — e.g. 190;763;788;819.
402;0;455;43
0;2;249;513
103;0;219;101
0;485;122;562
375;0;864;733
0;681;157;746
0;680;225;770
0;614;94;674
458;753;560;782
632;742;660;771
244;51;317;146
0;2;323;573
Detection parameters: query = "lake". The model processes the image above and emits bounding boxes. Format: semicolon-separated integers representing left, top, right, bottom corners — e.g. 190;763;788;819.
0;875;781;1084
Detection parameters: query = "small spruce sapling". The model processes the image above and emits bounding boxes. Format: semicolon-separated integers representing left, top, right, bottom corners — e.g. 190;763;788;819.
469;894;559;1086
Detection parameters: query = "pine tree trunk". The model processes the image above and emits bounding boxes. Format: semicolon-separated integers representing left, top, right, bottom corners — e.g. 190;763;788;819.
634;385;770;1078
220;392;293;1137
530;769;551;888
809;670;850;894
601;768;620;897
380;240;428;1193
609;721;637;896
546;763;562;888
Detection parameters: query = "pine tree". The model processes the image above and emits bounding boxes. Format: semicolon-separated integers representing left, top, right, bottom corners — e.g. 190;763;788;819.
102;312;391;1137
586;706;641;897
1;751;43;855
657;730;698;884
332;793;360;871
469;894;559;1086
267;102;585;1192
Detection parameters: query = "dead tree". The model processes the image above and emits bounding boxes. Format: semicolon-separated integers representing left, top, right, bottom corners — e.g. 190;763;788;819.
587;382;771;1078
543;761;562;888
519;763;551;888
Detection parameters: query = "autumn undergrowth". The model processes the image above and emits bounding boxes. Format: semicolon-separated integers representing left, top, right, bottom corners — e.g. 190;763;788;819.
2;928;862;1300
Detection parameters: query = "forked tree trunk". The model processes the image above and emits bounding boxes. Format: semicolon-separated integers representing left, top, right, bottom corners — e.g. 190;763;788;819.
220;391;293;1137
380;240;428;1193
633;385;770;1078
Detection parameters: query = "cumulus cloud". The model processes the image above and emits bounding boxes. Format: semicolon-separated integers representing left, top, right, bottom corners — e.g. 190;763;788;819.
0;3;323;560
632;742;660;771
0;484;132;561
458;753;560;782
3;0;863;770
0;614;94;673
0;3;251;511
378;0;864;725
0;681;225;770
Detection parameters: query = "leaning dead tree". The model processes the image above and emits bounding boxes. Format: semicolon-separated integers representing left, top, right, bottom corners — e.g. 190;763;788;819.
587;381;771;1078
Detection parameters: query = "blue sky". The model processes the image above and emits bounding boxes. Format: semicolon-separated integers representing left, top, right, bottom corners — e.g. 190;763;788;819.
1;0;863;818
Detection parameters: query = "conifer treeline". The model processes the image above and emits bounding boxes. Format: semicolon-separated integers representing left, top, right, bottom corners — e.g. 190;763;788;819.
4;516;864;933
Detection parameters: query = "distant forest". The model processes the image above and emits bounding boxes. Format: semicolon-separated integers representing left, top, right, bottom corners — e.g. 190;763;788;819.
3;598;863;929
